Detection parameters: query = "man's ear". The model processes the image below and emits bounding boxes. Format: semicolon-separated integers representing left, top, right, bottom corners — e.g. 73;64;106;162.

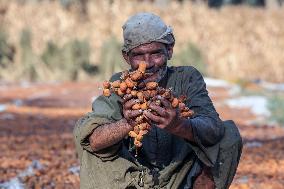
122;51;130;65
166;44;174;60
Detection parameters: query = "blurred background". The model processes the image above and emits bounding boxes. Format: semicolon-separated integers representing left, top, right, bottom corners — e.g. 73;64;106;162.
0;0;284;188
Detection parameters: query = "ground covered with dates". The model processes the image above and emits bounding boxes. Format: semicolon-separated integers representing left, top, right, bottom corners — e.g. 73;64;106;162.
0;82;283;189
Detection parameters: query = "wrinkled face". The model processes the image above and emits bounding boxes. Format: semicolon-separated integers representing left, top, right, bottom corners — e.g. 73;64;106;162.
123;42;173;82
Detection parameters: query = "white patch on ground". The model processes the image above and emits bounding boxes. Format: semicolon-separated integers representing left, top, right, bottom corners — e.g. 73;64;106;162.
204;77;241;96
228;85;242;96
13;99;23;107
0;113;15;120
234;176;249;184
225;96;270;116
27;91;51;100
0;160;43;189
257;80;284;92
20;81;31;88
69;166;80;175
0;104;7;112
204;77;232;88
0;178;25;189
245;141;263;148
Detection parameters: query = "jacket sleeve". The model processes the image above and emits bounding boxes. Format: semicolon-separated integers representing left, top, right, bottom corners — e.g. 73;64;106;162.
182;66;225;166
73;80;125;161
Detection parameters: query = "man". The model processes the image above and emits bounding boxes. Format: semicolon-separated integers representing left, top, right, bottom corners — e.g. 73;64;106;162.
73;12;242;189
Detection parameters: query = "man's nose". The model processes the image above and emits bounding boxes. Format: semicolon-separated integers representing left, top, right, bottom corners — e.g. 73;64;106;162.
143;54;154;69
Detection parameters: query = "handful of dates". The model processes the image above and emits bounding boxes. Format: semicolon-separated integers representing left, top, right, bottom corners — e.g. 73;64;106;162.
102;62;194;151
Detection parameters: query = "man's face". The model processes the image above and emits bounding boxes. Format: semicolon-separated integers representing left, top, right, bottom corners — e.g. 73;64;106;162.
123;42;173;82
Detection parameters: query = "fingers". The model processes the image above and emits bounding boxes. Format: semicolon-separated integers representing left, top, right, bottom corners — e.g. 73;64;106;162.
153;95;171;108
123;94;132;102
124;109;143;119
148;102;168;117
124;99;140;109
143;110;163;124
159;96;171;108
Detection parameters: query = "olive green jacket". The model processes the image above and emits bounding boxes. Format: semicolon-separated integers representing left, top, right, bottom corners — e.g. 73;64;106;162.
73;66;241;189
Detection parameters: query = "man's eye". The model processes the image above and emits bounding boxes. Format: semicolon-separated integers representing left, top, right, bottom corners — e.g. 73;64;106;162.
132;54;143;59
151;52;163;57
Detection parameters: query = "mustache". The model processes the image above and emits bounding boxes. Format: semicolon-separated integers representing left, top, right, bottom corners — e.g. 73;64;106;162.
129;67;158;74
145;65;167;74
145;68;158;74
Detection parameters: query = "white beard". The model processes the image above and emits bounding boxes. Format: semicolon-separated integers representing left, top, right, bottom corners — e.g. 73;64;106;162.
155;65;167;83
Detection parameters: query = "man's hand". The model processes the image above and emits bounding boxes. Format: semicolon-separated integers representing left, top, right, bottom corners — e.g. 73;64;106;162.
143;96;194;142
143;96;183;132
122;95;194;142
122;94;143;126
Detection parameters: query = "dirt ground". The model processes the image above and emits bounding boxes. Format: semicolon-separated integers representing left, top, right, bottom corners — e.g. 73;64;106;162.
0;82;284;189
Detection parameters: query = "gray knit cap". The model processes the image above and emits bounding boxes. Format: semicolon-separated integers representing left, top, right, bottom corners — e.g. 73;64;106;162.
122;12;175;53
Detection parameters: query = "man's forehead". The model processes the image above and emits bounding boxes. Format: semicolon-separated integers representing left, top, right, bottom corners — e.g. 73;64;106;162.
130;42;166;53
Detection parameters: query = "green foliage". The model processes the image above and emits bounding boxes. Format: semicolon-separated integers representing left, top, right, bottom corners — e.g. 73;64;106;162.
171;42;207;75
99;36;128;80
268;95;284;126
1;27;94;82
61;39;91;80
0;33;205;82
0;28;49;81
60;0;77;9
0;30;15;68
41;39;95;81
41;42;62;70
19;28;39;81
